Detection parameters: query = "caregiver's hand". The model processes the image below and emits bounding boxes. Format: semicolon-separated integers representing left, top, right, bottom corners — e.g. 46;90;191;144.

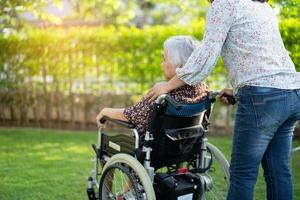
219;88;234;105
147;76;186;101
147;81;170;102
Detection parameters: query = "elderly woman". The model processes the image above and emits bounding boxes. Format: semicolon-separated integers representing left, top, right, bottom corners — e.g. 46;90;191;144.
96;35;208;137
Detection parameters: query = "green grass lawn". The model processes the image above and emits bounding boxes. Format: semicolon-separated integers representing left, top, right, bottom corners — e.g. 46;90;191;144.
0;127;299;200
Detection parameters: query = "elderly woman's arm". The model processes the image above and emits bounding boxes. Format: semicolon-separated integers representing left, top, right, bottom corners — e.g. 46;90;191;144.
96;95;153;131
96;108;128;128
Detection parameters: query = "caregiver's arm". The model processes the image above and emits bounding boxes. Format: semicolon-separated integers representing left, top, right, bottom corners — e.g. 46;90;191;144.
147;0;235;101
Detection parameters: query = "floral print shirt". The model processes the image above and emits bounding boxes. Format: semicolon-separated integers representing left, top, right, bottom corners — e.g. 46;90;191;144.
123;83;208;136
176;0;300;94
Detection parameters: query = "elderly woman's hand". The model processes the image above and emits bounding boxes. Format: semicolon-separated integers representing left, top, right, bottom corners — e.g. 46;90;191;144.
147;81;170;101
219;88;234;105
96;110;106;129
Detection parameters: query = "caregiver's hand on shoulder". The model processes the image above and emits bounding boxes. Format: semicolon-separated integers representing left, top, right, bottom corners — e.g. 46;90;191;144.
219;88;234;105
147;81;170;101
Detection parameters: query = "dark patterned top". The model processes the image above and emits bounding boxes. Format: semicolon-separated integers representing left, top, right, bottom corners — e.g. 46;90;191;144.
123;83;208;136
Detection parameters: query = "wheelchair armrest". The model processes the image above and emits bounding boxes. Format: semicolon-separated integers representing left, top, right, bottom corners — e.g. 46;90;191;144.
156;94;182;110
165;95;182;110
100;116;136;129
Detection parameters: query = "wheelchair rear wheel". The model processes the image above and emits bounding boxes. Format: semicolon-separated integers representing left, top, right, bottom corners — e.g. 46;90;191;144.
202;143;230;200
99;153;156;200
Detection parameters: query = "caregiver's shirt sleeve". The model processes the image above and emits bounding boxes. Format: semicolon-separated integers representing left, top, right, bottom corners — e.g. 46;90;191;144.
176;0;235;85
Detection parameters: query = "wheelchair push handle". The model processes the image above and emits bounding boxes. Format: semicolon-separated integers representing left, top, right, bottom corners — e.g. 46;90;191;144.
221;94;236;105
208;90;237;105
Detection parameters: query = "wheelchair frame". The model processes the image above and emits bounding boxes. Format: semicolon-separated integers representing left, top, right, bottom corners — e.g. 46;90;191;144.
87;92;230;200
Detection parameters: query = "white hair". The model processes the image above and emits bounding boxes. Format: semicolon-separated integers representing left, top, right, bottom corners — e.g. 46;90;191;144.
163;35;200;67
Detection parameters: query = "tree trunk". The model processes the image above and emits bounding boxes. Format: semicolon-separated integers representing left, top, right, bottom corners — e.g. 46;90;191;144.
30;81;41;127
42;63;51;128
68;54;75;128
19;87;29;125
53;59;61;128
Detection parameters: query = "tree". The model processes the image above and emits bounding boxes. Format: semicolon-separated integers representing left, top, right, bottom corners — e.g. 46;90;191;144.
274;0;300;18
67;0;136;25
0;0;62;30
134;0;210;26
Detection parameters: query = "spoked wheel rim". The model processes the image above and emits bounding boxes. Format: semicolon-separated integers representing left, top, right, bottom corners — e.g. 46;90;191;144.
100;163;144;200
201;152;229;200
202;171;228;200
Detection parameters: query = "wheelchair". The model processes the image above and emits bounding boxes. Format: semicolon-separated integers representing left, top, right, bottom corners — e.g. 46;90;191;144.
87;91;231;200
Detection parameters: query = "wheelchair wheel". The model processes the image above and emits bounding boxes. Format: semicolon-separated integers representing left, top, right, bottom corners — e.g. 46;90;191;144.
99;153;156;200
99;163;143;200
203;142;230;200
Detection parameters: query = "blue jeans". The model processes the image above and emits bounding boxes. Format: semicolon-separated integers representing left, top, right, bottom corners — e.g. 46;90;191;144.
227;86;300;200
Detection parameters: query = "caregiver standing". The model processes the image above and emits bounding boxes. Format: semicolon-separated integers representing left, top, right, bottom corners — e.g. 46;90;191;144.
147;0;300;199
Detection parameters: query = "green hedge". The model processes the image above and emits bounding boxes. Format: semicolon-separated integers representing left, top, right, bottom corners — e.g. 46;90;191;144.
0;18;299;130
0;19;223;97
280;18;300;71
1;18;298;96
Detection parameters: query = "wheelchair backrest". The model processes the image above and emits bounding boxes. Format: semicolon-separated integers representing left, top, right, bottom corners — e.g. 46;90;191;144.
147;97;213;169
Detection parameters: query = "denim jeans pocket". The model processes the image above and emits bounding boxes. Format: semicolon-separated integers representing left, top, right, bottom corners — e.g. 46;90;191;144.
250;91;287;130
296;89;300;99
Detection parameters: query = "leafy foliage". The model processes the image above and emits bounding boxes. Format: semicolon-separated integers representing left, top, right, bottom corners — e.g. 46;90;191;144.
0;18;298;128
0;0;62;30
279;18;300;71
67;0;136;25
0;19;299;96
273;0;300;18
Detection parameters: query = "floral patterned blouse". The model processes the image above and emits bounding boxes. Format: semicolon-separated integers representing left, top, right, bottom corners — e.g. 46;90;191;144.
176;0;300;94
123;83;208;136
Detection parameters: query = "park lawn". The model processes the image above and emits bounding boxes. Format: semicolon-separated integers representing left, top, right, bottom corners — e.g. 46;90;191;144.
0;127;299;200
0;127;97;200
